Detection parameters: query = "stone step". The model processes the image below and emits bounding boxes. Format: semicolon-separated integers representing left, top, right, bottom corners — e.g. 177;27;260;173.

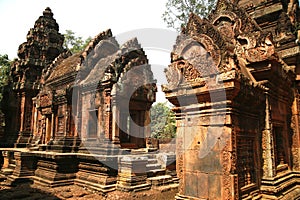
175;194;189;200
75;179;116;193
172;177;180;183
147;158;158;164
152;183;179;192
147;175;173;186
146;163;162;171
116;183;151;192
147;169;166;178
131;148;148;154
166;170;177;177
1;168;14;176
3;175;34;186
8;158;16;165
8;163;16;169
146;154;157;159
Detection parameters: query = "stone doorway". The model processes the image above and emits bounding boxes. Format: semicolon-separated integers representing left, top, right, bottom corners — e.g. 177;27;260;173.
88;109;98;139
46;115;51;143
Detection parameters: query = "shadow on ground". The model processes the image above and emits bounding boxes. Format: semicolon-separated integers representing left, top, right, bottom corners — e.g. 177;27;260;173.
0;182;178;200
0;183;61;200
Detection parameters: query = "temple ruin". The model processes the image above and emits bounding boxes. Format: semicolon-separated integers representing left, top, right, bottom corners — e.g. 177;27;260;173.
163;0;300;199
0;7;177;194
0;0;300;199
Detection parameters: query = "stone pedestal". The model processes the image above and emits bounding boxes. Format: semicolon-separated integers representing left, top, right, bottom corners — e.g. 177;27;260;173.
0;151;15;179
5;151;36;185
116;156;150;192
34;154;77;187
75;154;118;193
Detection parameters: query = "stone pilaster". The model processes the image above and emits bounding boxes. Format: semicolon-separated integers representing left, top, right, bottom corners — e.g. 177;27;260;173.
291;92;300;171
261;92;276;179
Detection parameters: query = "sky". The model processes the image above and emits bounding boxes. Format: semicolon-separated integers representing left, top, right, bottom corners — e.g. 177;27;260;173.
0;0;178;102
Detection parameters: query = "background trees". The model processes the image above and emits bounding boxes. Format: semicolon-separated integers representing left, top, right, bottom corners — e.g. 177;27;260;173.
0;54;11;102
162;0;217;31
63;30;91;53
150;102;176;139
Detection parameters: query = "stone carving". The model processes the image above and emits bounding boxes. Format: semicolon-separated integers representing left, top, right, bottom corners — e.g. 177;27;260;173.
222;141;233;200
165;59;205;90
245;33;276;63
37;87;53;108
176;137;184;194
165;64;182;89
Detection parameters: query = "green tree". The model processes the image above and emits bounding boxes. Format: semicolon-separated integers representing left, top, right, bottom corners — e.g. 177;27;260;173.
0;54;11;127
162;0;217;31
150;102;176;139
63;30;92;53
0;54;11;101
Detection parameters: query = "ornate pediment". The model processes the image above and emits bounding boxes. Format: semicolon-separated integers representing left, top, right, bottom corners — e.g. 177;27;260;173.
166;0;281;90
36;87;53;108
186;14;226;55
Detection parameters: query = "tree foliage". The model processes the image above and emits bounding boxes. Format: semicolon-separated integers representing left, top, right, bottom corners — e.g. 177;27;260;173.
0;54;11;100
150;102;176;139
162;0;217;31
63;30;91;53
0;54;11;124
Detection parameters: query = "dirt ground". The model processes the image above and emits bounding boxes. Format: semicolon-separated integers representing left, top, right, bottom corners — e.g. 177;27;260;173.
0;183;178;200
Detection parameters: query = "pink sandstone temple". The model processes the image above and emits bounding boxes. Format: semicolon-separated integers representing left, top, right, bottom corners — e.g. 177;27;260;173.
0;0;300;199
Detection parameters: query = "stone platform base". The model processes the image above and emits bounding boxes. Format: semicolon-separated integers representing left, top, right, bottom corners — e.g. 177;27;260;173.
0;148;178;195
260;171;300;200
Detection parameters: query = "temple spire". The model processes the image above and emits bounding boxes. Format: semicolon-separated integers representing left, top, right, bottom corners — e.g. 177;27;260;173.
11;7;64;91
9;7;65;147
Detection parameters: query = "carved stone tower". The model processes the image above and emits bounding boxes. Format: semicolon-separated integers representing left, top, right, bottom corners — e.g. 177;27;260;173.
10;7;64;147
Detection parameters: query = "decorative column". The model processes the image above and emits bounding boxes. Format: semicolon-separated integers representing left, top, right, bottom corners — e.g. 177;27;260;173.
111;88;120;144
64;107;68;137
19;92;26;132
49;112;55;143
262;92;276;178
31;97;38;142
291;91;300;171
104;88;112;140
41;115;46;144
72;86;81;150
144;109;151;138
